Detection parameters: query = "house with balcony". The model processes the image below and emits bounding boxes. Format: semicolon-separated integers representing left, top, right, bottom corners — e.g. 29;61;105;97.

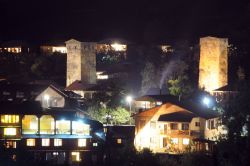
0;101;105;165
133;99;224;154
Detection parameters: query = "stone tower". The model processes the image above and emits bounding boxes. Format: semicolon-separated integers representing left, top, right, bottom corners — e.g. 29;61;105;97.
199;36;228;92
65;39;96;87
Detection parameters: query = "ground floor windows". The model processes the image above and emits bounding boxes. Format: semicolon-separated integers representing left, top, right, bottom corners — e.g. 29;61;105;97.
27;139;36;146
78;139;86;147
4;128;17;136
42;139;50;146
71;152;81;162
54;139;62;146
93;143;98;147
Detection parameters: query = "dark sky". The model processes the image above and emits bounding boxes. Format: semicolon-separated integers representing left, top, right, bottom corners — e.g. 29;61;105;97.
0;0;250;43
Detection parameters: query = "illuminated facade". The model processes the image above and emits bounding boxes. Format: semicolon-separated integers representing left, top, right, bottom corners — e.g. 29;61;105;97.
40;45;67;54
134;101;223;154
66;39;97;87
0;101;105;165
199;36;228;92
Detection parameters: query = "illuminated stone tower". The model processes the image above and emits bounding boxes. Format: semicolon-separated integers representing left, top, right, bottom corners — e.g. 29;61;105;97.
66;39;96;87
199;37;228;92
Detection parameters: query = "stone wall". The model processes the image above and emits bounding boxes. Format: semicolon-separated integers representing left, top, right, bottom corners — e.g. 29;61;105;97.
199;36;228;92
65;39;96;87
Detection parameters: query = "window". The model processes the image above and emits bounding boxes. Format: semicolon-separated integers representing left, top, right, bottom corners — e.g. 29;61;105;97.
1;115;19;123
170;123;178;130
22;115;38;134
195;122;200;127
150;121;156;129
78;139;86;147
117;138;122;144
72;121;90;135
56;120;70;134
42;139;50;146
5;141;16;148
183;138;190;145
40;115;55;134
4;128;16;136
27;139;35;146
54;139;62;146
182;123;189;130
93;143;98;147
71;152;81;162
171;138;178;144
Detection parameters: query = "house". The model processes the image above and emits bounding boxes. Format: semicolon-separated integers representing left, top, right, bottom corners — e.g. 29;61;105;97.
133;99;225;154
0;40;31;53
0;101;105;165
133;95;175;112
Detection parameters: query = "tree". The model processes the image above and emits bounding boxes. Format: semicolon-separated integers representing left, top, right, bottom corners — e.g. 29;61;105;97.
111;107;131;124
168;75;192;100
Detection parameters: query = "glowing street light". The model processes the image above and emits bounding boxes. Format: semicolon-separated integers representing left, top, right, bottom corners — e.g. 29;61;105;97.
202;96;210;107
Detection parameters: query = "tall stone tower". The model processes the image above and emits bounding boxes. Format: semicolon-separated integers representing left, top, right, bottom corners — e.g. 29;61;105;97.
65;39;96;87
199;36;228;92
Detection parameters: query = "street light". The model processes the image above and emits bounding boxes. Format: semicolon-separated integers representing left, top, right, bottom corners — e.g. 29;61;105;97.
202;96;210;107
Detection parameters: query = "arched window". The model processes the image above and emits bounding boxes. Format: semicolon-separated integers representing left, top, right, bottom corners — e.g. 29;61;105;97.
22;115;38;134
40;115;55;134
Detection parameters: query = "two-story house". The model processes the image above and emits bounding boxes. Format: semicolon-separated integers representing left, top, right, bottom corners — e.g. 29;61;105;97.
133;99;223;154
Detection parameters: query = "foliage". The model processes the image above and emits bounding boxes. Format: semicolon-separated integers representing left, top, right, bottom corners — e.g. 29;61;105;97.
168;75;193;100
111;107;131;124
216;81;250;166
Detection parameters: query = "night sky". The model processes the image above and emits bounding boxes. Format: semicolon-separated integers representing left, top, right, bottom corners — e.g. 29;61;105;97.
0;0;250;44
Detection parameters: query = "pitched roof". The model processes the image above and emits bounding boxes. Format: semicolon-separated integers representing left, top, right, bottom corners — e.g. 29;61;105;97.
65;80;99;91
135;95;176;102
134;97;220;119
158;111;195;122
213;84;238;92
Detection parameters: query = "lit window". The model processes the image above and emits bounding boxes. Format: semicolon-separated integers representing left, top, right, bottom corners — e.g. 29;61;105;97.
56;120;70;134
71;152;81;162
183;138;190;145
27;139;35;146
117;139;122;144
42;139;50;146
78;139;86;147
6;141;16;148
93;143;98;147
72;121;90;135
1;115;19;123
4;128;16;136
22;115;38;134
40;115;55;134
171;138;178;144
54;139;62;146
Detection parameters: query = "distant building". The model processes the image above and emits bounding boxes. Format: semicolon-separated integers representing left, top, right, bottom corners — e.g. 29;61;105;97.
133;99;225;153
0;40;31;54
40;41;67;55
